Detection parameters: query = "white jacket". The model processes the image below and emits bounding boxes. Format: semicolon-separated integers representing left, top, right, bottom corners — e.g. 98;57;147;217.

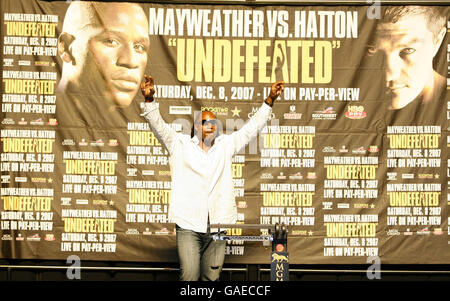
142;101;272;233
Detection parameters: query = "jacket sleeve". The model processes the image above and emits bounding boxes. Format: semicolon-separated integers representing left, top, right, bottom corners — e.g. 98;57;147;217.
229;102;272;156
141;102;177;155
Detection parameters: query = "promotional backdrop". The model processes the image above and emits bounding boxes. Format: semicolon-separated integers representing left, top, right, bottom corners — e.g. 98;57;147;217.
1;0;449;264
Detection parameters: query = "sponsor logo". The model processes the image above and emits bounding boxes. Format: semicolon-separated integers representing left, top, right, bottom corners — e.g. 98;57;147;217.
417;227;430;235
45;234;55;241
368;145;379;153
322;202;333;210
237;201;248;209
283;106;302;120
404;228;413;236
125;228;139;235
127;168;138;177
35;61;52;66
354;203;369;209
1;175;11;184
142;170;155;176
387;172;397;181
76;199;88;205
78;139;88;146
93;199;108;205
108;139;119;146
18;118;27;125
402;173;414;179
306;172;317;179
155;228;170;235
201;106;228;116
169;106;192;115
322;146;336;153
91;139;104;147
1;118;15;125
352;146;367;154
15;177;27;183
337;203;349;209
159;170;171;176
433;228;444;235
312;107;337;120
16;234;24;241
48;118;58;126
345;106;367;119
271;253;289;263
4;58;14;66
30;118;44;125
31;177;46;183
418;174;433;179
249;107;275;119
339;145;348;153
18;60;30;66
387;229;400;236
289;172;303;180
277;172;286;180
27;234;41;241
61;197;71;206
143;228;152;235
62;139;75;146
291;230;308;236
1;234;13;241
260;173;273;179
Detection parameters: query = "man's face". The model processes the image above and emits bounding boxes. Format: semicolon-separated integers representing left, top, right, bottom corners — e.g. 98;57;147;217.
71;4;149;107
367;15;439;109
195;112;218;144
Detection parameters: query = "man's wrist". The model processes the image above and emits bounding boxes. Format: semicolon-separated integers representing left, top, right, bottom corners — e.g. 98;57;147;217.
145;96;154;103
264;98;274;107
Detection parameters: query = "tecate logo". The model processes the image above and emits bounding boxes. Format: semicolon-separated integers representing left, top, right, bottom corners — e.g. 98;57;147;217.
284;106;302;119
79;139;88;146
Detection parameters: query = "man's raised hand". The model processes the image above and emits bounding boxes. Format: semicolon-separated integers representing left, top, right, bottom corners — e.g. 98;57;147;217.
140;75;155;102
265;81;285;106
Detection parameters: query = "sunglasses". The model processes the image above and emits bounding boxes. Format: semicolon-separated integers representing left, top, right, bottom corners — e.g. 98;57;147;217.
201;119;217;126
